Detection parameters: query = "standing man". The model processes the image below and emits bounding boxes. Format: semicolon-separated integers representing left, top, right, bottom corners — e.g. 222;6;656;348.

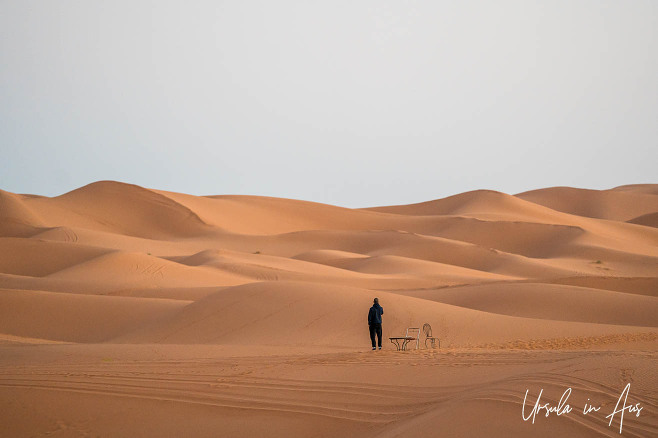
368;298;384;350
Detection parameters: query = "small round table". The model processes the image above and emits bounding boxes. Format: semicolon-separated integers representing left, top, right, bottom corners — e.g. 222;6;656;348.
389;337;416;351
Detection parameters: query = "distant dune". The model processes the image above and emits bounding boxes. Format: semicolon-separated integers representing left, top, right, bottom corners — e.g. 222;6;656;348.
1;181;656;437
516;185;658;221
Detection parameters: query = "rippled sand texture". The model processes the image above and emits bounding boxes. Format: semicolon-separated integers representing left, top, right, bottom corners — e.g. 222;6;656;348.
1;181;657;437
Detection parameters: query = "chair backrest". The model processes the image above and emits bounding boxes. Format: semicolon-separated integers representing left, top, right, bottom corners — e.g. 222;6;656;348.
405;327;420;338
422;323;432;338
405;327;420;349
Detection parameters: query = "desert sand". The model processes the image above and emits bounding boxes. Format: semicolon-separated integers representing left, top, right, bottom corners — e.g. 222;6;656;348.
0;181;656;437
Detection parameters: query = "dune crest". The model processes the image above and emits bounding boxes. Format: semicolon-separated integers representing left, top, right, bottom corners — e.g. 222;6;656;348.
516;185;658;221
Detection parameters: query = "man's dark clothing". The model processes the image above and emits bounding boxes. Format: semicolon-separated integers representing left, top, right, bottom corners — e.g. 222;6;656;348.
368;304;383;325
368;304;384;348
369;323;382;348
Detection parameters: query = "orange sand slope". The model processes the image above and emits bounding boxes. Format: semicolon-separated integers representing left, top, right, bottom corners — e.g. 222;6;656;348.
0;181;657;347
1;181;658;438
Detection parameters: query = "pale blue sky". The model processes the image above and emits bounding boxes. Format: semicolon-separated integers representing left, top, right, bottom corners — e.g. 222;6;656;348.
1;1;656;207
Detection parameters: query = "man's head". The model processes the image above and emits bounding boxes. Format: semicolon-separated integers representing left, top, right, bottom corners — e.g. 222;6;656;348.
373;297;379;305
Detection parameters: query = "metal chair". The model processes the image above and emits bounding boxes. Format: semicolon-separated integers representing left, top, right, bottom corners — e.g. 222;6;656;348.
422;323;439;349
405;327;421;350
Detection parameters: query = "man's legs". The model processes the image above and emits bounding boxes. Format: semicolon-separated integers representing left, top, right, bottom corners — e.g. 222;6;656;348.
376;324;383;349
369;325;376;349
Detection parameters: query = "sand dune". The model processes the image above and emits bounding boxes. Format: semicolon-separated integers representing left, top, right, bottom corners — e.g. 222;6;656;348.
0;190;44;237
46;250;251;289
628;211;658;228
155;189;391;235
611;183;658;195
547;276;658;297
1;181;657;437
0;288;185;342
265;229;583;279
22;181;214;239
398;282;658;327
320;255;513;283
516;185;658;221
415;218;587;258
0;237;110;277
172;248;366;279
366;189;573;224
117;281;648;347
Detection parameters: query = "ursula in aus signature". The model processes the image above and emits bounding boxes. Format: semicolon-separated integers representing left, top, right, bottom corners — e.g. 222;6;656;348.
522;383;643;433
